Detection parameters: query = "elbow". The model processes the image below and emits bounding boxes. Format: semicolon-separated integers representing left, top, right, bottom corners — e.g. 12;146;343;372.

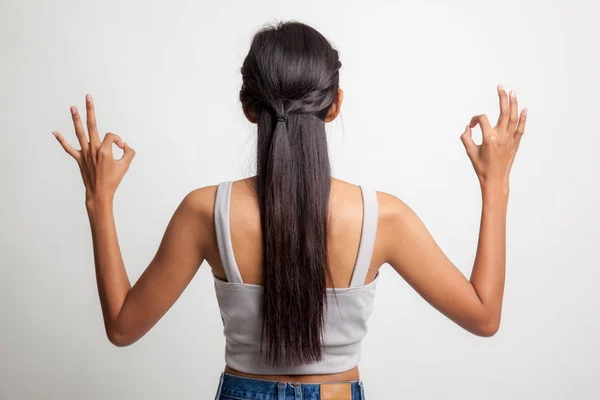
107;331;130;347
107;325;136;347
475;322;500;337
473;315;501;337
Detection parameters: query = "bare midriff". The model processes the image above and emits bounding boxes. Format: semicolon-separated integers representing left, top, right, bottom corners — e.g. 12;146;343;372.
224;365;360;384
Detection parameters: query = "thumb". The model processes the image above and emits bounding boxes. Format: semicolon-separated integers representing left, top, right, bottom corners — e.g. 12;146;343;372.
119;142;136;164
460;125;478;159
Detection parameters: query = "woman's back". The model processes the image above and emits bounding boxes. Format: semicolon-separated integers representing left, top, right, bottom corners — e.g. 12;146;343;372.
207;176;382;383
208;177;381;290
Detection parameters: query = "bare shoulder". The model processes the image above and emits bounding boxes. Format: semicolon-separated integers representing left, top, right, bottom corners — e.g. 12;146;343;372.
376;190;415;226
330;177;362;200
374;189;425;262
181;184;219;222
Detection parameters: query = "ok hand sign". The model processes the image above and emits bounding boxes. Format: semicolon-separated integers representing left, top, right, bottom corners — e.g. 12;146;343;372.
52;94;135;206
460;85;527;192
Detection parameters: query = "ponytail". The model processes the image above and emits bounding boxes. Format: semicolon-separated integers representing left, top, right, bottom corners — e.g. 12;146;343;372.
239;21;341;367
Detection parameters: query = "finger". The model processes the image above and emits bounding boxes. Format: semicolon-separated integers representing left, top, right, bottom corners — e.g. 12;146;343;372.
469;114;491;129
86;94;102;150
469;114;493;142
52;130;82;162
460;125;478;159
514;108;528;145
119;141;136;164
70;106;89;152
495;84;509;129
99;132;124;154
507;90;518;134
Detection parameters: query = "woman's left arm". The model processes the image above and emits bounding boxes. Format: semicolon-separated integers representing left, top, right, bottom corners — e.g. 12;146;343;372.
53;94;212;346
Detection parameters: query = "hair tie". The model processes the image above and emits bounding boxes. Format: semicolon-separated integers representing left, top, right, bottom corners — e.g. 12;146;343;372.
274;114;289;123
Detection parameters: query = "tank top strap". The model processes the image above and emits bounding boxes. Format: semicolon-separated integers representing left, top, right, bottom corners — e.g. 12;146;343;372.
214;180;244;284
349;184;379;287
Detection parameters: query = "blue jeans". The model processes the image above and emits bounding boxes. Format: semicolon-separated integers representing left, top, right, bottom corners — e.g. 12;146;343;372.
214;372;366;399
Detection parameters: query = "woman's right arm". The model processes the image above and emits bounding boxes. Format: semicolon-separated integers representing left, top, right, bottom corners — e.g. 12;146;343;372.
380;85;527;337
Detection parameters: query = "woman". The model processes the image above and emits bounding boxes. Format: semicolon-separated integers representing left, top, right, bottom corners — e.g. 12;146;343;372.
51;20;527;400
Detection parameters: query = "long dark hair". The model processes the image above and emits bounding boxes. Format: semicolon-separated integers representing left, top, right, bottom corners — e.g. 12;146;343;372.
239;21;341;367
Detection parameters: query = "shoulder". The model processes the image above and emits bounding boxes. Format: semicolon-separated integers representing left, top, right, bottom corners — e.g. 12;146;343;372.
179;184;219;222
182;177;260;216
331;179;414;223
374;189;422;247
376;190;413;224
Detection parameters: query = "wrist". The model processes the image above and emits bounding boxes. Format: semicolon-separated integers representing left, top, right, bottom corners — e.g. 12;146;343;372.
480;177;509;196
86;193;114;214
480;183;510;204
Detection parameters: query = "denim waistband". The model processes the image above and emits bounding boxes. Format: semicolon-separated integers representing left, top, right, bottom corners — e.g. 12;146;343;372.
215;372;365;399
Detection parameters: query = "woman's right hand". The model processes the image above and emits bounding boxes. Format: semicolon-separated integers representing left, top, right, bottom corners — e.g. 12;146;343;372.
460;85;528;194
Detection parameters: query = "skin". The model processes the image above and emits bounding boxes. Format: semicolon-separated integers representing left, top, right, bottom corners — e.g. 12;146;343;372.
52;85;527;385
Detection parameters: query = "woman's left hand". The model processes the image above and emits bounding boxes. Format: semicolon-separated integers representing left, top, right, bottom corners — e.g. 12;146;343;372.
52;94;136;207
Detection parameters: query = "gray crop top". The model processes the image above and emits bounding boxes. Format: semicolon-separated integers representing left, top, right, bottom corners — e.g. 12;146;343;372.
212;180;379;375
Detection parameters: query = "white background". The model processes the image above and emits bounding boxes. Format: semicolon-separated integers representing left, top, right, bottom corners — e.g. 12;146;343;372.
1;0;598;399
